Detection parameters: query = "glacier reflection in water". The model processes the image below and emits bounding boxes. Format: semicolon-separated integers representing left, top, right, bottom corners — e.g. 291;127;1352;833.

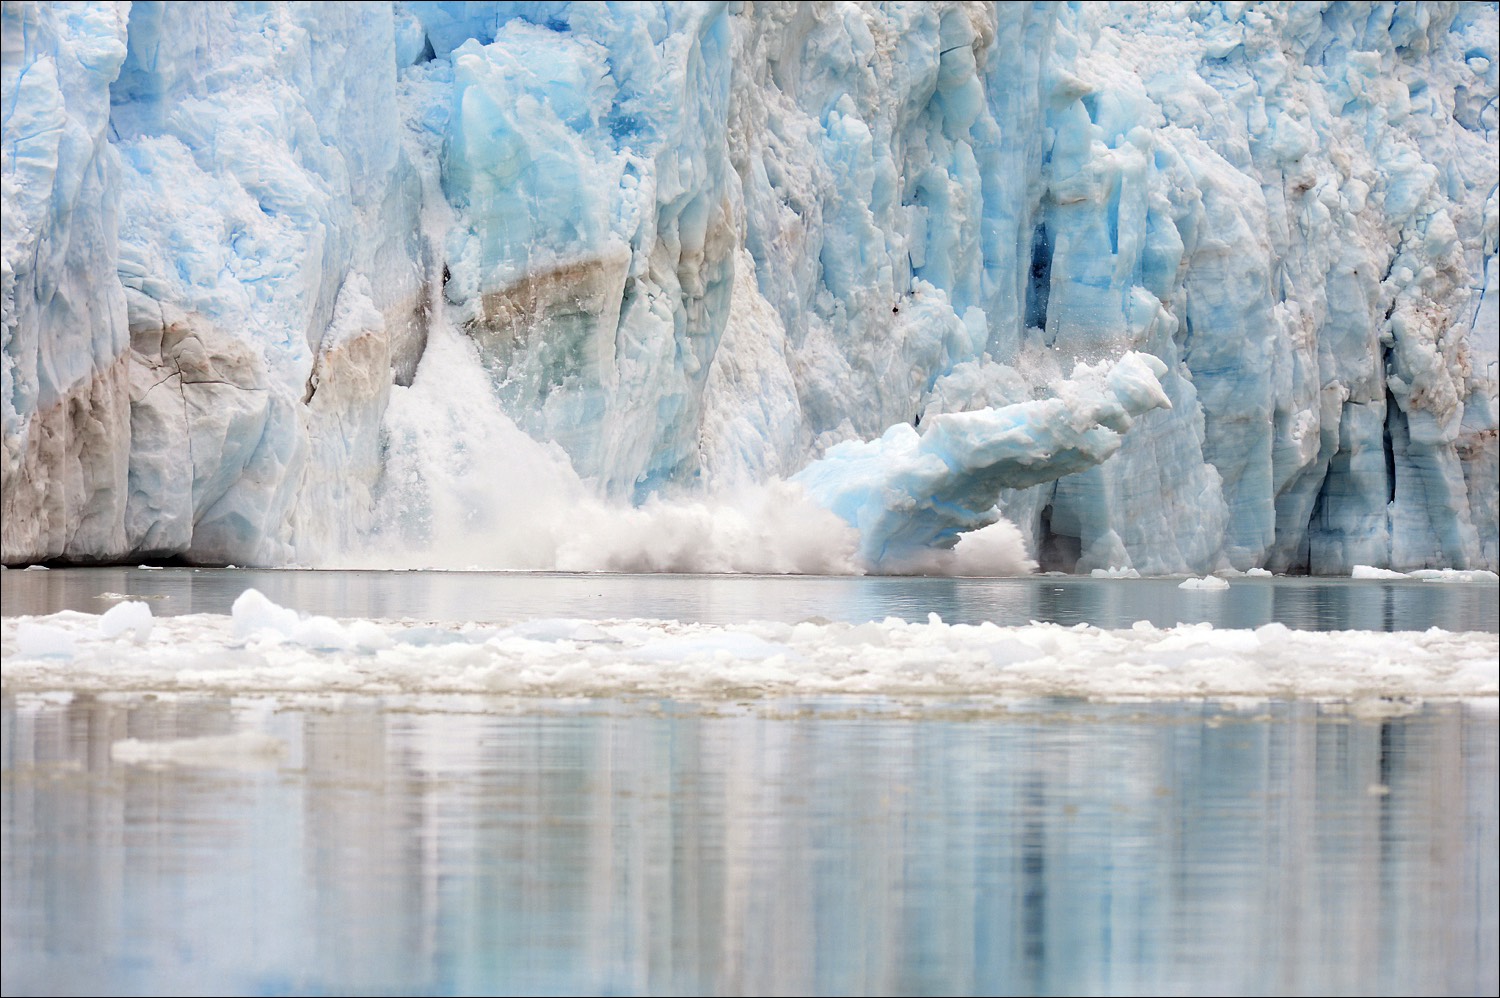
3;567;1497;632
3;695;1496;997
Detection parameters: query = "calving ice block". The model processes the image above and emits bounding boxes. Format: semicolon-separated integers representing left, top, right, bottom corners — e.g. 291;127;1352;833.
1;2;1494;576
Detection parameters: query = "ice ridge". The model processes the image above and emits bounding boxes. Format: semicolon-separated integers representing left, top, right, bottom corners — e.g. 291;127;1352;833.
1;2;1495;574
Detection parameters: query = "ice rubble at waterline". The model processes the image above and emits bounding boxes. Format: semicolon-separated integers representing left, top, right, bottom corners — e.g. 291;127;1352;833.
4;591;1496;703
2;2;1496;575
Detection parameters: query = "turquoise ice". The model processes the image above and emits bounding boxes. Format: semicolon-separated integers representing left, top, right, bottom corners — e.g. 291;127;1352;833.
2;2;1495;574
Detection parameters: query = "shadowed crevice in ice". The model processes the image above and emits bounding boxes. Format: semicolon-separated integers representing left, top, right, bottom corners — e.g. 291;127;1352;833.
792;353;1172;569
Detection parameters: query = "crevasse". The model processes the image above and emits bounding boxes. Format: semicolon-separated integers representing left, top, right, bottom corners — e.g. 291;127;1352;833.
2;1;1496;574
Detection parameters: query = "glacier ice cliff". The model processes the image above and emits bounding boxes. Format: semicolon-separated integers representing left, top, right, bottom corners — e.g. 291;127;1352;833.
2;1;1496;574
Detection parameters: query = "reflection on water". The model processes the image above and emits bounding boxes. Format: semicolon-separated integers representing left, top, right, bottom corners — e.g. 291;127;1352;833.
3;696;1496;996
3;567;1496;632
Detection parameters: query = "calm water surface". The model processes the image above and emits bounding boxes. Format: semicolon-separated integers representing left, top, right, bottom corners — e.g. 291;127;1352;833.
3;695;1495;997
3;566;1497;631
3;571;1497;996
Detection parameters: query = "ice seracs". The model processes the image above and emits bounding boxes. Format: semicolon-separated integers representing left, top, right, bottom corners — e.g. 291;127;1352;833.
2;2;1496;574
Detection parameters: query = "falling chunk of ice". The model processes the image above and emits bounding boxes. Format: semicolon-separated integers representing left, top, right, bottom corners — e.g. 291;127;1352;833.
793;353;1172;569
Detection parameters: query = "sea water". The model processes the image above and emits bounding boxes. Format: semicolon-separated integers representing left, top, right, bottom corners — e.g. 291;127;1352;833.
3;566;1497;631
2;571;1497;996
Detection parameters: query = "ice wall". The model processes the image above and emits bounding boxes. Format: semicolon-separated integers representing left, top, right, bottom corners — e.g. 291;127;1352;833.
1039;1;1500;575
2;3;130;561
4;1;429;565
2;1;1496;573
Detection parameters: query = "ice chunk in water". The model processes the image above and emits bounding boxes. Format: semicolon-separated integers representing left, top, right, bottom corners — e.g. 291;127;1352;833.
99;601;154;642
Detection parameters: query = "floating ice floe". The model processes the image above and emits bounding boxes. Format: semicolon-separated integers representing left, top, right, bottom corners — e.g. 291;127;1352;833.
98;601;153;642
1410;570;1500;584
111;731;287;770
1353;566;1500;583
1179;576;1230;591
13;622;76;658
232;588;393;652
2;590;1493;703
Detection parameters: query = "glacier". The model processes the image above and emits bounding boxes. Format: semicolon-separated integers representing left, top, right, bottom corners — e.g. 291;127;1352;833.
2;1;1496;574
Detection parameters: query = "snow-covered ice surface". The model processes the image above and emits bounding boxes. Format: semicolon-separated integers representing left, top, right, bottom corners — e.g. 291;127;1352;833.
3;2;1497;576
3;591;1494;703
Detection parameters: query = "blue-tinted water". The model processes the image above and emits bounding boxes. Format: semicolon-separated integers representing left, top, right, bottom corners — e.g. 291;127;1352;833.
3;571;1497;996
